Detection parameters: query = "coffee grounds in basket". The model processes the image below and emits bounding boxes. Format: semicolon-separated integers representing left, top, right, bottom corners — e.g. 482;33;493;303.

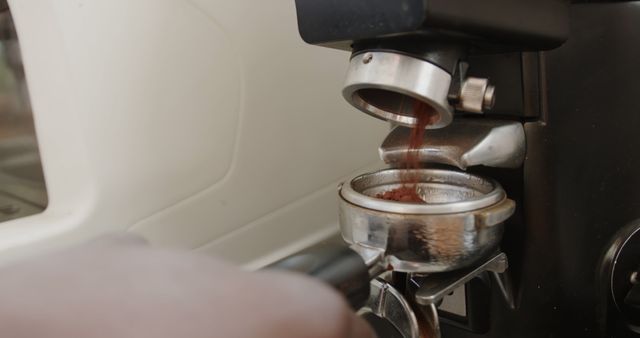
376;98;436;203
375;186;424;203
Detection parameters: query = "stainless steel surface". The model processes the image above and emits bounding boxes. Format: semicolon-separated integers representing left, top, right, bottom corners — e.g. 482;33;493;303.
631;271;639;285
339;169;515;272
343;51;453;129
359;278;421;338
437;285;467;317
349;244;386;278
0;10;47;223
379;119;526;170
456;77;495;113
491;269;517;310
412;252;508;305
341;169;507;214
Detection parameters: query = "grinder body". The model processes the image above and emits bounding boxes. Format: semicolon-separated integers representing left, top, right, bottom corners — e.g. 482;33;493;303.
294;0;640;337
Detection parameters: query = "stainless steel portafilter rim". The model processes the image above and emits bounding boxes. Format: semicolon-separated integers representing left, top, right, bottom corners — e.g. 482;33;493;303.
340;168;506;214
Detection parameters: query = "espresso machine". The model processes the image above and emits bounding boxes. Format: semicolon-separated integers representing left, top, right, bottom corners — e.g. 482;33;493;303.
273;0;640;337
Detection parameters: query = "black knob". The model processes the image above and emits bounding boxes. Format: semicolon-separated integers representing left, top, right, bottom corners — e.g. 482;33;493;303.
624;274;640;311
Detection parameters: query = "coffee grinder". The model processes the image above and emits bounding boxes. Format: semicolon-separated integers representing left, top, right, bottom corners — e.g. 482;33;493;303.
274;1;640;337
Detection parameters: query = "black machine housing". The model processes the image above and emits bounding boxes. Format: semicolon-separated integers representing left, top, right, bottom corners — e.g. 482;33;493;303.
295;0;640;337
295;0;569;73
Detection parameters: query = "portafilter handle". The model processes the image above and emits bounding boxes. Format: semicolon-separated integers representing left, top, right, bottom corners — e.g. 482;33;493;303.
269;244;372;309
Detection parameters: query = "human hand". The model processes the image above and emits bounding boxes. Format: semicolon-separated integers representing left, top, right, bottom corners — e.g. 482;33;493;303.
0;234;375;338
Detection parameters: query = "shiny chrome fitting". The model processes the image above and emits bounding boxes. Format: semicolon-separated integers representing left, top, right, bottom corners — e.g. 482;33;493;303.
456;77;496;113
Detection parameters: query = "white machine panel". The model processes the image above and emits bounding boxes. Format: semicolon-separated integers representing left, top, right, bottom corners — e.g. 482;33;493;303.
0;0;387;265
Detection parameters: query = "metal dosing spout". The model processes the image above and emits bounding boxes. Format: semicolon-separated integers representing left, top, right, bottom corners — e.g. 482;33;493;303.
342;51;497;130
342;51;454;129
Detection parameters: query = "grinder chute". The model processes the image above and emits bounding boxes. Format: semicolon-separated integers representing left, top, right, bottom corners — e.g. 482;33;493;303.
343;51;457;129
343;49;497;129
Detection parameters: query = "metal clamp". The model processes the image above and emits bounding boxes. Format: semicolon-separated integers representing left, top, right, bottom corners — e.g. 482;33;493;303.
359;278;422;338
412;252;508;306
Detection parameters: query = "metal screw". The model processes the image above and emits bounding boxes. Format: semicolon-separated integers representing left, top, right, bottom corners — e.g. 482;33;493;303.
631;271;639;285
363;53;373;64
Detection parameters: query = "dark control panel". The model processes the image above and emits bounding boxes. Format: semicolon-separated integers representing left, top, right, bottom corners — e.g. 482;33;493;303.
601;220;640;336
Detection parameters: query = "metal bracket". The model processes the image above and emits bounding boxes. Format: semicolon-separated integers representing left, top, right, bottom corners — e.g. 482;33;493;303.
412;252;508;306
359;278;422;338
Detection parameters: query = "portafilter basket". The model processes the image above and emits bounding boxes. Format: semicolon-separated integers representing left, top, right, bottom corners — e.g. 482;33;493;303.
339;168;515;273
